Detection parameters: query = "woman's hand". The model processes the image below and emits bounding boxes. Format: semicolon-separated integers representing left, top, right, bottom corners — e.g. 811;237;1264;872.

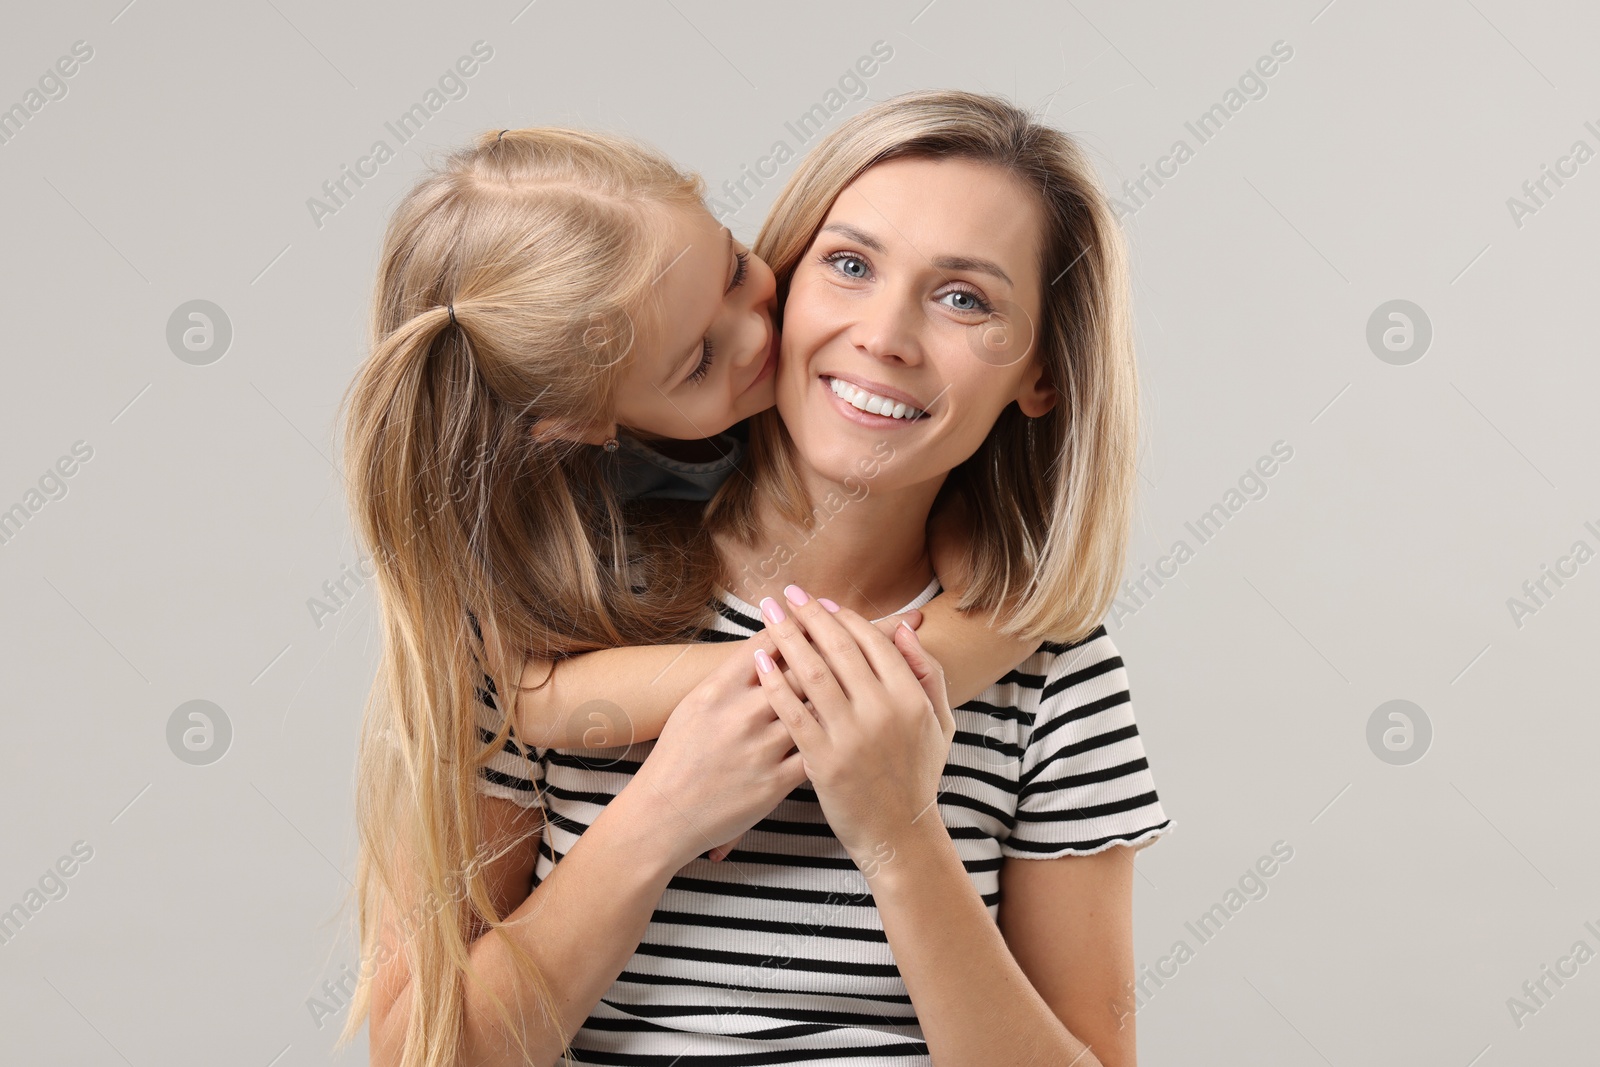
752;585;956;875
702;605;927;862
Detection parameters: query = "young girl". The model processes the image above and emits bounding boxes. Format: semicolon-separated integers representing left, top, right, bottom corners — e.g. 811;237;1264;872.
338;124;1038;1066
471;91;1171;1064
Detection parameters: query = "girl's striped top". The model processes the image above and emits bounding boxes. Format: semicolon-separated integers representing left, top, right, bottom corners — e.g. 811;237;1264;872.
475;578;1173;1065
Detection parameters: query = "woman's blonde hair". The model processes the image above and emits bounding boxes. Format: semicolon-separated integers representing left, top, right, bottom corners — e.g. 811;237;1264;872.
708;89;1140;644
334;127;721;1066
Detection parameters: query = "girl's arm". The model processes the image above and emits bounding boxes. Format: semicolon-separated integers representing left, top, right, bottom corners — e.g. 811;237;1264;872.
911;594;1040;707
918;494;1041;707
510;498;1032;747
371;788;692;1067
507;640;751;748
503;611;932;748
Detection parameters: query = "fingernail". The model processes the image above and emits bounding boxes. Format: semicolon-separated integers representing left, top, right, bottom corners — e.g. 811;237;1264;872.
759;597;786;624
899;621;922;643
783;584;809;606
755;648;775;674
818;598;840;613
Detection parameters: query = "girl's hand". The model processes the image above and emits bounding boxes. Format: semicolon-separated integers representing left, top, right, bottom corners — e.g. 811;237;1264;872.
752;585;955;874
631;637;810;871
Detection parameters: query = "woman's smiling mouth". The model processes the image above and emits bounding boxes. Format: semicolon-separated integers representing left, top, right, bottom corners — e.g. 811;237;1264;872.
822;374;929;423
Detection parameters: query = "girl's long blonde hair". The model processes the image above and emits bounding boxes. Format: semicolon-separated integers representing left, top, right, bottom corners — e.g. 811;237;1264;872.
335;127;720;1066
709;89;1140;644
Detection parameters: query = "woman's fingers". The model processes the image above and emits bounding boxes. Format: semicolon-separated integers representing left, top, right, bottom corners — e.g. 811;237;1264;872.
758;592;852;716
772;586;881;700
817;600;928;702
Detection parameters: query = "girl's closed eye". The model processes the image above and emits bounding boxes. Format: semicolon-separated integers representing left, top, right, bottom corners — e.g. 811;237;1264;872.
681;251;754;387
686;337;715;384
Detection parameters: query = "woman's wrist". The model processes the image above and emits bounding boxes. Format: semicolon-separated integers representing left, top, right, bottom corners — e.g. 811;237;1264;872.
860;808;957;889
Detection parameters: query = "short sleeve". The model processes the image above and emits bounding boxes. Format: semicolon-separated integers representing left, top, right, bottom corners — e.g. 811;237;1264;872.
1002;627;1173;859
473;670;545;810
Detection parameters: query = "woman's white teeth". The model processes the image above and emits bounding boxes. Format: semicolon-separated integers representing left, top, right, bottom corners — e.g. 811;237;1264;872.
828;377;924;420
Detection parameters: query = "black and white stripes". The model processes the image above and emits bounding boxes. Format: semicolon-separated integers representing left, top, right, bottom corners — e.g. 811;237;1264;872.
475;579;1171;1065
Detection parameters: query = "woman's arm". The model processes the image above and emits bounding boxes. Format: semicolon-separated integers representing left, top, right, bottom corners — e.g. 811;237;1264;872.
752;594;1104;1066
998;849;1139;1065
867;818;1107;1067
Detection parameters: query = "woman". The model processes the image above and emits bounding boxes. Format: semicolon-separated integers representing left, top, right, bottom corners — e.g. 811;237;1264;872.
339;118;1037;1066
476;91;1171;1065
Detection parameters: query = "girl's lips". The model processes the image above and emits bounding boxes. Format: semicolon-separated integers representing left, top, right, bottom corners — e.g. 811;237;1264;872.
819;375;929;429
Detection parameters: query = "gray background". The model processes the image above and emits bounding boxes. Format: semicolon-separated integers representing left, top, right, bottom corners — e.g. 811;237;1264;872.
2;0;1596;1063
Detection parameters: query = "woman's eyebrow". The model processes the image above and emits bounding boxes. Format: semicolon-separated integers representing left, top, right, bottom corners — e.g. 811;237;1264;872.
932;254;1013;288
820;222;885;253
821;222;1012;287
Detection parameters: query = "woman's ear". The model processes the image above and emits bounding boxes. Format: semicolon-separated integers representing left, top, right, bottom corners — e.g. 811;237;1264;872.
1015;360;1059;418
528;416;615;446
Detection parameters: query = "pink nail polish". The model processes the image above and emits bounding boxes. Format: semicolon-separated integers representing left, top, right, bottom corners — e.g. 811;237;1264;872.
818;598;840;613
760;597;786;624
755;648;775;674
783;584;809;606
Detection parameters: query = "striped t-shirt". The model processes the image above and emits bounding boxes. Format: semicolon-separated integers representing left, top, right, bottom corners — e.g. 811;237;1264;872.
475;578;1172;1065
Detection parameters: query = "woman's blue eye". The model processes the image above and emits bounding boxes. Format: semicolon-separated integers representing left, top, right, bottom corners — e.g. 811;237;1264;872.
823;252;869;279
940;289;991;314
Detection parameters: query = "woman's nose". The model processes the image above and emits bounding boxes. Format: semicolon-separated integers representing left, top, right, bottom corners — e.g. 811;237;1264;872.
852;287;923;366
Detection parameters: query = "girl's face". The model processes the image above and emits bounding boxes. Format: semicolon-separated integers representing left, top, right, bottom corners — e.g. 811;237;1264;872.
775;156;1058;493
609;202;780;441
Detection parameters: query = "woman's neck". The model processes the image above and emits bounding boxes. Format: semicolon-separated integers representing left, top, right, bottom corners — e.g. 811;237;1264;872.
717;468;947;619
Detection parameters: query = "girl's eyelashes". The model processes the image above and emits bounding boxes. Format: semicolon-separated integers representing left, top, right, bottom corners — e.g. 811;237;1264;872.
729;250;749;292
686;337;715;384
819;249;993;314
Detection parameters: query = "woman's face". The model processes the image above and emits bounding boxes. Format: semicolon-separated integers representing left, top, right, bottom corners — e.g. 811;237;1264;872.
608;201;780;441
775;156;1057;493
